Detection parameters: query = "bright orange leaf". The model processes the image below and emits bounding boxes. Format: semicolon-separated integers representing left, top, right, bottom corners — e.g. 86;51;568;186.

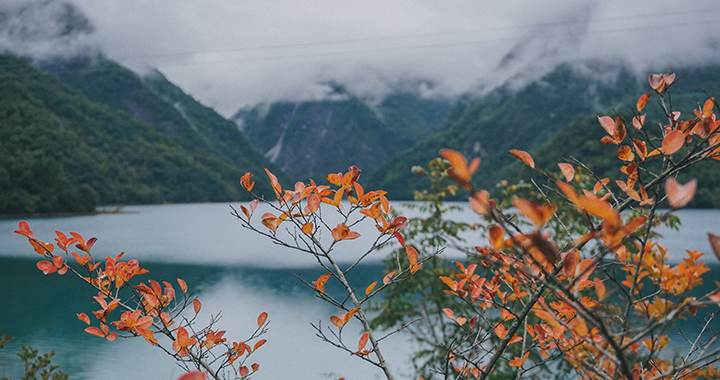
313;273;332;293
508;149;535;169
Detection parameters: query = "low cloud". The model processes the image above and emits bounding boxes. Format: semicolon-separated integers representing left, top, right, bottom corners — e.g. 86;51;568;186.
2;0;720;116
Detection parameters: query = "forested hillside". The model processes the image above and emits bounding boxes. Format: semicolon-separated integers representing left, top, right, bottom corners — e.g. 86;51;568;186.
0;55;275;214
369;64;640;198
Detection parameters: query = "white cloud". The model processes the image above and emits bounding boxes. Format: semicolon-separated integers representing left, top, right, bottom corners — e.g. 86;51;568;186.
3;0;720;116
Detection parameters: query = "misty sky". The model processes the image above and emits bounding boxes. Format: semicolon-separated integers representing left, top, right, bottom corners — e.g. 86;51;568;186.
5;0;720;116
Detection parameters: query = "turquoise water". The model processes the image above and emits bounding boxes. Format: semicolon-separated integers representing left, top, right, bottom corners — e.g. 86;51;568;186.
1;203;719;379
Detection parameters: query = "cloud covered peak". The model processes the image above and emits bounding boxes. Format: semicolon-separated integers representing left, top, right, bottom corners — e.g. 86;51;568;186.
0;0;99;61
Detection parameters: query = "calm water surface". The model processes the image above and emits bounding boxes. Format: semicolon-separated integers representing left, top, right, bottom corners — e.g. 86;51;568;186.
0;203;718;379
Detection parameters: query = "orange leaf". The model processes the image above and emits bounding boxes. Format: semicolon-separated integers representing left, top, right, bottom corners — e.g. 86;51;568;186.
333;223;359;241
406;246;418;266
488;225;505;250
442;308;454;320
501;308;515;321
661;130;684;155
703;97;715;118
509;352;529;367
253;339;266;351
508;149;535;169
306;193;320;214
594;278;606;300
301;222;314;235
440;149;480;189
330;315;343;328
577;196;622;228
513;198;553;228
456;317;467;326
494;323;507;339
617;146;634;162
257;312;268;327
177;278;188;294
239;366;249;378
637;93;652;112
264;168;282;196
469;190;490;215
365;281;378;296
357;332;369;352
261;213;278;232
709;233;720;262
193;299;201;314
240;172;255;191
600;136;618;145
665;178;696;209
313;273;332;293
557;163;574;182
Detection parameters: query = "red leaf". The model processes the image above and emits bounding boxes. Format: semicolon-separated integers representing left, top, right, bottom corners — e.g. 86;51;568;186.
257;312;268;327
77;313;91;325
14;220;33;238
394;232;405;247
239;366;249;378
37;261;57;275
85;327;105;338
665;178;696;209
508;149;535;169
177;371;207;380
193;298;202;314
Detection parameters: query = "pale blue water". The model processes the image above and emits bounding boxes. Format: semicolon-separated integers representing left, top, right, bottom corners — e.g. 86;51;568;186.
0;203;718;379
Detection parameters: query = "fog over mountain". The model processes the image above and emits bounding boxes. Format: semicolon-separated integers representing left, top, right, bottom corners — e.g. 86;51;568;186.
2;0;720;116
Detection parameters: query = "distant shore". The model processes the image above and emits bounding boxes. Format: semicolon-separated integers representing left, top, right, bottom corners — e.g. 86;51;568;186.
0;206;137;219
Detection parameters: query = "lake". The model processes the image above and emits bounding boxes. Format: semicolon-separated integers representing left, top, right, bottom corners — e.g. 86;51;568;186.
0;203;719;379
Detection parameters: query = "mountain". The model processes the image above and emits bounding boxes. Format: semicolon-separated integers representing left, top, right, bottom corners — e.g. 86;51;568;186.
369;63;641;198
232;85;451;180
42;57;279;181
0;55;275;214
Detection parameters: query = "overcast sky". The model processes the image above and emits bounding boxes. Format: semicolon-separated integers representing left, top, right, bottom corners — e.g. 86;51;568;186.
4;0;720;116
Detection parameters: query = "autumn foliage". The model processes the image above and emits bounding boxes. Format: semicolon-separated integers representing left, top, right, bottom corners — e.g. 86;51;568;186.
14;70;720;380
